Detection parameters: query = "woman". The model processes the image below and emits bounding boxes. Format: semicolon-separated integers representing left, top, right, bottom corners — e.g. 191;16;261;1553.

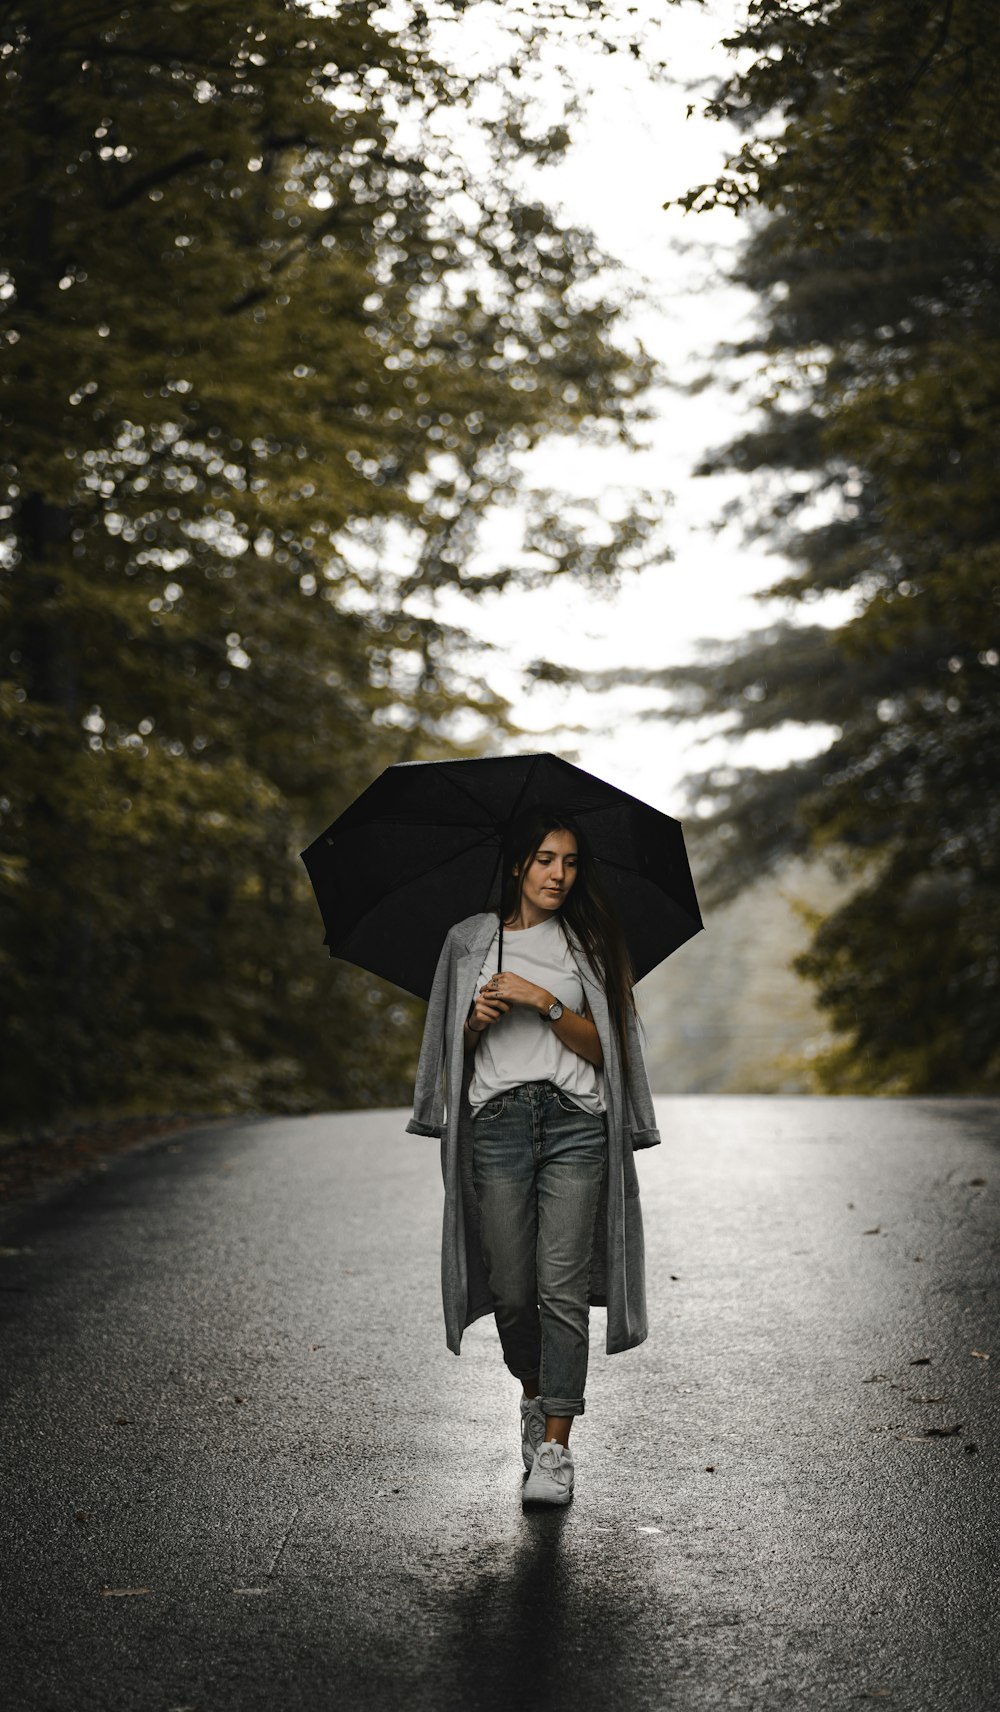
406;806;660;1507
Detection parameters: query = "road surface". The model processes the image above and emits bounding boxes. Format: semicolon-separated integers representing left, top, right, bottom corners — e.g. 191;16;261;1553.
1;1097;998;1711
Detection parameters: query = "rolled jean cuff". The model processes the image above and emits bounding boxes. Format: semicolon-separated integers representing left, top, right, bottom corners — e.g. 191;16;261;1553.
540;1395;585;1419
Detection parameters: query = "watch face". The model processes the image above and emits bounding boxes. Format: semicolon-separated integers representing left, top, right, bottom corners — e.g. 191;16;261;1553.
549;1000;564;1019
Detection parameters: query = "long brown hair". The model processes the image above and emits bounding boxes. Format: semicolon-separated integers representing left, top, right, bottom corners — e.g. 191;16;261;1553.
498;806;637;1073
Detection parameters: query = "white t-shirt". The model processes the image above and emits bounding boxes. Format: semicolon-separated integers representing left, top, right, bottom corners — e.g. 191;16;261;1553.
467;917;606;1116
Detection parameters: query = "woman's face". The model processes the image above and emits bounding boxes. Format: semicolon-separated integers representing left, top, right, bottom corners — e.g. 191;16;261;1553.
516;828;579;915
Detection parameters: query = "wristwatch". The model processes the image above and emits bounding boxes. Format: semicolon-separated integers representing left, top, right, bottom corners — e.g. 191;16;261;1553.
546;998;564;1022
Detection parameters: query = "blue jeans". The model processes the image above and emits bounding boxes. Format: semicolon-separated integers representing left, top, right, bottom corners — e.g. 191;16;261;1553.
471;1080;607;1418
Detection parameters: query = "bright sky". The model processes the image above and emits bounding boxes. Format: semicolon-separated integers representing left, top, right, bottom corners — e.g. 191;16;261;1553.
411;0;847;817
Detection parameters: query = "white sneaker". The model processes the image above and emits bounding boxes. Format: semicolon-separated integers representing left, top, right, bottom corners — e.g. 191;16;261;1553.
523;1440;575;1506
520;1394;546;1472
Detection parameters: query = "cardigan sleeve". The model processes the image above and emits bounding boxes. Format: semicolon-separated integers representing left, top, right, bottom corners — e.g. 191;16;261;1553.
625;1001;660;1150
405;930;452;1138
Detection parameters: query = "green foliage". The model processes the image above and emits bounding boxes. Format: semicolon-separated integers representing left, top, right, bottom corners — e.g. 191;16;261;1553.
0;0;665;1134
659;0;1000;1093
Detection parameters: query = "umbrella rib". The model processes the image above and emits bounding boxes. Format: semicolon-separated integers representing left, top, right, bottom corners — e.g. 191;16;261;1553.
592;850;702;920
427;763;513;823
333;828;502;948
342;767;513;834
387;755;528;828
592;850;682;878
495;751;543;835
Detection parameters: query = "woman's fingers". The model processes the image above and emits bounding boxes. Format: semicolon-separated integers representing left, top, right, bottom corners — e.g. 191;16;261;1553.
484;973;535;1007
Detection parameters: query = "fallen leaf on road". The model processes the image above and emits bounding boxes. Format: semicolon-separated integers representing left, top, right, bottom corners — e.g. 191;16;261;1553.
101;1586;150;1597
909;1356;932;1365
969;1177;986;1186
704;1464;715;1473
965;1442;979;1454
970;1349;990;1360
862;1225;881;1235
898;1423;964;1441
114;1416;131;1425
862;1374;890;1384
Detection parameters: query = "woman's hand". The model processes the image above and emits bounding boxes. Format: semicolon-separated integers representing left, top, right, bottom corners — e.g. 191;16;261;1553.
469;986;512;1031
463;984;511;1050
481;972;548;1013
474;972;603;1068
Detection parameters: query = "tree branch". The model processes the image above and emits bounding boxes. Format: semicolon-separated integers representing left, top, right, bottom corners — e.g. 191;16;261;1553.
105;148;213;210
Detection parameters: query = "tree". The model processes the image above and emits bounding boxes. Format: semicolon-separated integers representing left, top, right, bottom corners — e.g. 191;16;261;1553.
0;0;667;1132
655;0;1000;1092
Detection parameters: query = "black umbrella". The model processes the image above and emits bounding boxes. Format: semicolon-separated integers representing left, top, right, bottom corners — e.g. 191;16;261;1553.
300;752;702;1000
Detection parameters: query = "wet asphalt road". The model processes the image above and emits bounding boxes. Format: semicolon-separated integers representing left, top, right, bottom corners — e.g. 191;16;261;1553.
1;1097;998;1712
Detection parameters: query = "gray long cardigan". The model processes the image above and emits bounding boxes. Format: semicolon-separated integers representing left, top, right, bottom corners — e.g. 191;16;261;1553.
406;910;660;1357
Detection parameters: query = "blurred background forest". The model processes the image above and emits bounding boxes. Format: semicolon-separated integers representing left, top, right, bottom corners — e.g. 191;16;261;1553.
2;0;998;1140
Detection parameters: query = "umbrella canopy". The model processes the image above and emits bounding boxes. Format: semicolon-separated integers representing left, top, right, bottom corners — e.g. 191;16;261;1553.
300;752;703;1000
